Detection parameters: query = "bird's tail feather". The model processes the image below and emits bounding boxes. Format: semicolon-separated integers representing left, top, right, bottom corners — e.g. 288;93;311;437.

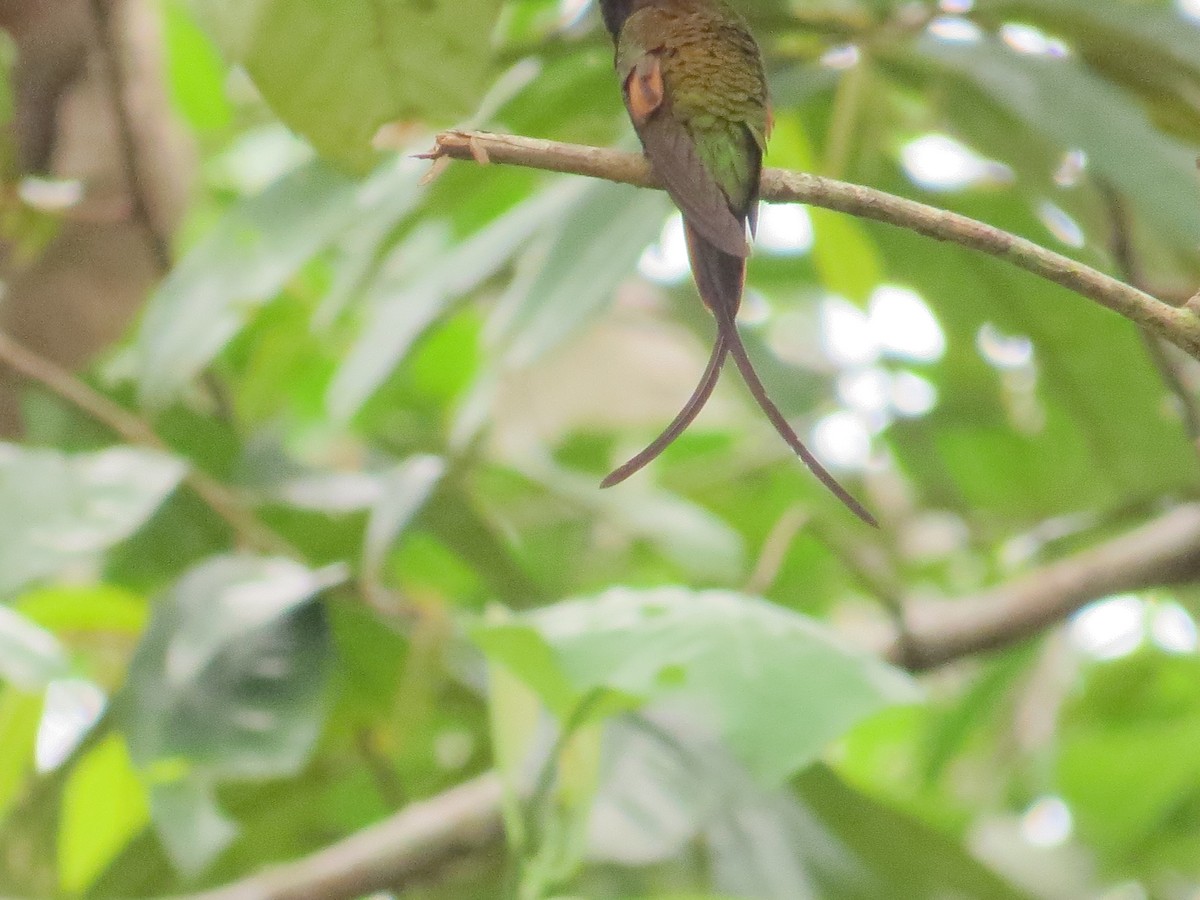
601;333;728;487
684;224;878;527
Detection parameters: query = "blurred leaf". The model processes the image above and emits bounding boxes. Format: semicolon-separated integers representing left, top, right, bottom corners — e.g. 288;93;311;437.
0;606;68;689
588;716;1026;899
523;463;746;583
122;555;334;779
17;584;147;636
474;586;919;786
148;778;238;877
327;181;578;420
137;158;423;408
121;556;334;874
918;36;1200;248
163;0;233;132
495;180;669;367
0;445;185;597
187;0;503;168
0;688;41;821
58;734;150;895
363;454;447;586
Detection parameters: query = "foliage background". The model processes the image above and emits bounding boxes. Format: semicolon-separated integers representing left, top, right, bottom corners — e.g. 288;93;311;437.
2;0;1200;897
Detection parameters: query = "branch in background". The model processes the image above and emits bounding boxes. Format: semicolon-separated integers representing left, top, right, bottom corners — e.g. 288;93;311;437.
184;501;1200;900
0;331;294;556
414;131;1200;360
85;0;172;273
181;774;505;900
893;503;1200;669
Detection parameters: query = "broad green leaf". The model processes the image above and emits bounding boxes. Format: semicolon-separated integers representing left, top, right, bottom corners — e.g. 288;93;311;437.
869;180;1196;518
362;455;447;586
187;0;503;169
58;734;150;895
474;587;919;786
0;606;68;688
122;556;334;779
0;445;185;597
137;158;423;408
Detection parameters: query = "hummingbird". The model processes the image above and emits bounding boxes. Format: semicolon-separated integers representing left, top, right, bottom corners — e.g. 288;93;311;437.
596;0;877;526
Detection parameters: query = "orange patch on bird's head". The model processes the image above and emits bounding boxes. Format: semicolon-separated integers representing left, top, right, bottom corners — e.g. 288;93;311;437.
624;57;664;125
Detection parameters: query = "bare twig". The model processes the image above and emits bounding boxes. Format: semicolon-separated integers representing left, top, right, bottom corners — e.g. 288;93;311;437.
892;503;1200;669
413;131;1200;359
86;0;172;272
0;331;293;556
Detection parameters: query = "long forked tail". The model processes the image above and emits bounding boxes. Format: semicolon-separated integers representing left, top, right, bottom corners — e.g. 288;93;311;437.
683;224;879;527
601;334;729;487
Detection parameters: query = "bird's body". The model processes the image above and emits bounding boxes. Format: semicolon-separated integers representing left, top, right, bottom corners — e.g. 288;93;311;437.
598;0;876;525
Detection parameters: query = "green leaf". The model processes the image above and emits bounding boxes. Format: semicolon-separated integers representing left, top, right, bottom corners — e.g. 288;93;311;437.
362;455;447;586
494;179;669;367
0;606;68;688
0;445;186;597
918;35;1200;248
327;182;577;420
0;688;41;821
137;158;423;408
59;734;150;895
121;556;334;874
122;556;334;779
187;0;503;169
474;587;919;786
163;0;233;132
148;778;238;877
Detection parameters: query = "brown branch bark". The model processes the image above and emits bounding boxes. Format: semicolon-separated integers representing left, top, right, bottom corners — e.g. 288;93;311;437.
413;130;1200;360
894;503;1200;669
181;501;1200;900
177;774;505;900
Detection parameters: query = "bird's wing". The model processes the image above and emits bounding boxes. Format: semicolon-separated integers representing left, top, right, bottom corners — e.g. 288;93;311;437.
618;52;750;258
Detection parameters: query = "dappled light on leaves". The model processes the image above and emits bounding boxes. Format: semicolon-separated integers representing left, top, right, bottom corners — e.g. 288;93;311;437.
900;134;1011;192
1020;796;1074;849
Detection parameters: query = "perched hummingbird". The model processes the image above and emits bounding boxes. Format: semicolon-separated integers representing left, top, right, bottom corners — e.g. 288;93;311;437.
596;0;877;526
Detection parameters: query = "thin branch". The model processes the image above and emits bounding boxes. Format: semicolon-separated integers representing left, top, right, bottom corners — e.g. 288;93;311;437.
178;773;505;900
86;0;172;273
892;503;1200;670
0;331;294;556
413;130;1200;360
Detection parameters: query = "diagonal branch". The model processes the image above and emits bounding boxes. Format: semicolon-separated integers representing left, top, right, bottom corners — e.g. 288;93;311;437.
413;130;1200;360
0;331;294;556
178;500;1200;900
